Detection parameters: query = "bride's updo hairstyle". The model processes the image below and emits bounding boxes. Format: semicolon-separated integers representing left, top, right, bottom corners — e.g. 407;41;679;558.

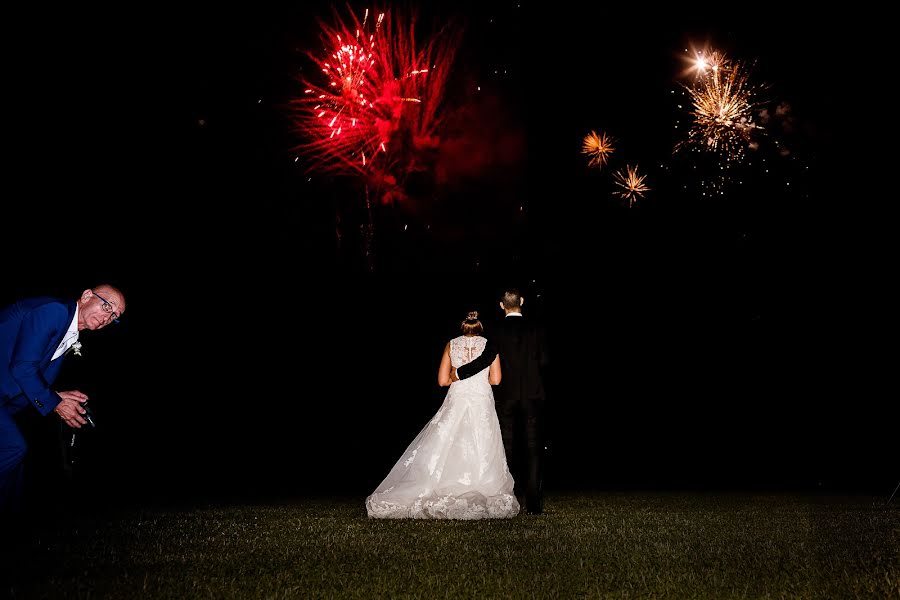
461;311;484;336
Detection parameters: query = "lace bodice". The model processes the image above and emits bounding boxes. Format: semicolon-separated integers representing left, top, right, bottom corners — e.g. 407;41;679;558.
449;335;487;369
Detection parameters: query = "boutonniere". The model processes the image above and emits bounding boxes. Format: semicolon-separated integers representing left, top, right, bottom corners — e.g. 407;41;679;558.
70;341;82;357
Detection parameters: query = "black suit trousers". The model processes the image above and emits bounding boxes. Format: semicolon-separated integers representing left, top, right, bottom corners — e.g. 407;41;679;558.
497;396;544;513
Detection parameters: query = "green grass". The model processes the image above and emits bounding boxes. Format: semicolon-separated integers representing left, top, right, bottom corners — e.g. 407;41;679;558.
8;493;899;598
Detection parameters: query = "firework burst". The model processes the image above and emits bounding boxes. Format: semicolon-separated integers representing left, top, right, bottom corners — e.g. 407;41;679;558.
292;7;458;184
613;164;650;207
676;50;764;162
582;130;615;169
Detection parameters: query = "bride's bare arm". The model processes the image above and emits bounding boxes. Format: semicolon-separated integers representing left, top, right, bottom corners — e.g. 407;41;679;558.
437;342;453;386
488;354;502;385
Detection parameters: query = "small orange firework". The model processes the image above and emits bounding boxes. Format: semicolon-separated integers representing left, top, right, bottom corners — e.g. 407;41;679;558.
582;130;615;169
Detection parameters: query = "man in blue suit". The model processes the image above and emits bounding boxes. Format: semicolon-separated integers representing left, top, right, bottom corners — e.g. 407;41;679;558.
1;285;126;518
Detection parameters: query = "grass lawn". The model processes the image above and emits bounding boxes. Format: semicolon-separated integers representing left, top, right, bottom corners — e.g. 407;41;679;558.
7;492;898;598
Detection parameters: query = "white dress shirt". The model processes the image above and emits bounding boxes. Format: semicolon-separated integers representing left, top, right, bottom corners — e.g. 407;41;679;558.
51;304;80;361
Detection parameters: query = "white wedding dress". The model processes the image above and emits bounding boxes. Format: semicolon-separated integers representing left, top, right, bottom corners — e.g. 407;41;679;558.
366;335;519;519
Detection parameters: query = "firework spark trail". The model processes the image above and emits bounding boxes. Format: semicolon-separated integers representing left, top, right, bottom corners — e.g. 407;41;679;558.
613;164;650;207
582;130;615;169
292;8;391;176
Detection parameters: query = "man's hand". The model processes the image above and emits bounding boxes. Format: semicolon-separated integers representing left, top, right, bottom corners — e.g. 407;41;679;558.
54;390;89;428
450;368;459;382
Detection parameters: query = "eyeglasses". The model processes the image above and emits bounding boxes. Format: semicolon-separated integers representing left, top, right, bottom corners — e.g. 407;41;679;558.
93;291;121;324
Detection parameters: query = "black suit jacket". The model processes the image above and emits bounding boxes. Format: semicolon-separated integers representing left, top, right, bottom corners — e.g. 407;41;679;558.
457;316;548;408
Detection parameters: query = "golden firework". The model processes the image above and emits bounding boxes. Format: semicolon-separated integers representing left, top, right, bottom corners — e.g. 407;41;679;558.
677;52;763;161
613;164;651;207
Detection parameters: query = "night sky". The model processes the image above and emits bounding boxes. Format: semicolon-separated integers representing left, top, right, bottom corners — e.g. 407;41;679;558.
4;3;892;507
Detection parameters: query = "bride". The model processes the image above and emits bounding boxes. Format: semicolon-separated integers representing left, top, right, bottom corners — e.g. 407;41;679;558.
366;312;519;519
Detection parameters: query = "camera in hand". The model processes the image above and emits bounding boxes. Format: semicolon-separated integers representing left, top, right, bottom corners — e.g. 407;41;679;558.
65;402;97;473
82;402;96;428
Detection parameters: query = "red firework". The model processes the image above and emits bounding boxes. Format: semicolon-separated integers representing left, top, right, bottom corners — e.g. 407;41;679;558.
292;6;458;186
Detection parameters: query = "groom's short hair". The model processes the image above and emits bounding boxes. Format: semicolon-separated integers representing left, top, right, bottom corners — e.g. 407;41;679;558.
501;288;522;310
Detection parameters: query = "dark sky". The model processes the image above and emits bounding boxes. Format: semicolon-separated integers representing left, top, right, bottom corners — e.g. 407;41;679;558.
4;3;892;503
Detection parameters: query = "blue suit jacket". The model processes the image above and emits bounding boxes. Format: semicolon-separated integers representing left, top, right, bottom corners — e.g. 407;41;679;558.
0;297;76;416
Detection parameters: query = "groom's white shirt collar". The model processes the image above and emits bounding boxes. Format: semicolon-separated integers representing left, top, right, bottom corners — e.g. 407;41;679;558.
51;304;80;361
505;312;523;317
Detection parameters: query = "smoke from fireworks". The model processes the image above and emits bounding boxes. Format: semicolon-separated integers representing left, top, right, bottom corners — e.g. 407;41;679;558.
676;49;764;162
582;130;615;169
613;164;650;207
291;6;459;192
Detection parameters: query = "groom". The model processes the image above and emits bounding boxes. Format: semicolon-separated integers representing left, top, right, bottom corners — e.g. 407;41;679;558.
0;285;126;519
453;288;549;514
